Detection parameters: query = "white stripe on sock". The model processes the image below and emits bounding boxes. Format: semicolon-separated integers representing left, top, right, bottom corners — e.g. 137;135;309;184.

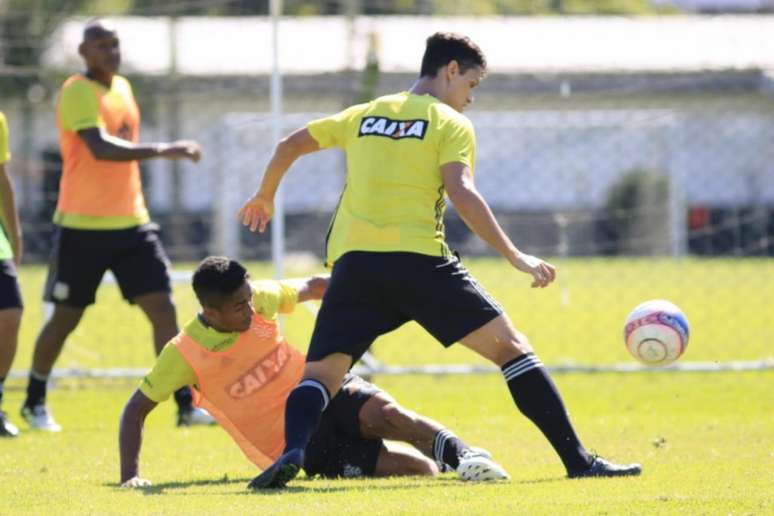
502;356;541;375
434;429;454;464
503;356;544;381
297;379;330;410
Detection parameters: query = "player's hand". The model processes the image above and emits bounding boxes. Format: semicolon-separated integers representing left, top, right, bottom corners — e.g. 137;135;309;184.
120;476;152;488
160;140;202;162
511;252;556;288
238;193;274;233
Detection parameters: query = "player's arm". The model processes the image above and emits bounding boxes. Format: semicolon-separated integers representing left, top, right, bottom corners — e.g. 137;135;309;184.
118;389;157;487
77;127;201;163
0;165;22;265
288;274;329;303
238;127;320;233
442;163;555;289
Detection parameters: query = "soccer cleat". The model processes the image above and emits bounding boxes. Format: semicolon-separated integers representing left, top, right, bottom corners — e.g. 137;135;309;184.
567;456;642;479
177;407;216;427
0;410;20;437
20;404;61;432
438;446;493;473
456;448;510;482
247;448;304;490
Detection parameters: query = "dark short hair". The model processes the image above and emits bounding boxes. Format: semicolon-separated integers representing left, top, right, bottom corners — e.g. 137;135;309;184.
419;32;486;78
192;256;249;308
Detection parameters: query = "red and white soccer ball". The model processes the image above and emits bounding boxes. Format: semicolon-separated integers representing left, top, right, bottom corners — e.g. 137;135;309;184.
624;300;690;366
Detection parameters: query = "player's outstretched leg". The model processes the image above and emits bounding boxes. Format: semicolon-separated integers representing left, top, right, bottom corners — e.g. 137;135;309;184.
357;390;509;481
463;315;641;479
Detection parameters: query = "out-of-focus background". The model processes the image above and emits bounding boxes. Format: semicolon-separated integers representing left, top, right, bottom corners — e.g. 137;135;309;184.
3;0;773;263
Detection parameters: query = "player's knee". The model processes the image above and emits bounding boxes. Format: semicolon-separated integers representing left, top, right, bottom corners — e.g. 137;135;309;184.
492;330;534;365
139;295;176;324
0;308;22;330
410;456;438;476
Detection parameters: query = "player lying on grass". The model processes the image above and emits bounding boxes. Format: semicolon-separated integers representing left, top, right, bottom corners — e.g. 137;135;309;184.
119;256;508;487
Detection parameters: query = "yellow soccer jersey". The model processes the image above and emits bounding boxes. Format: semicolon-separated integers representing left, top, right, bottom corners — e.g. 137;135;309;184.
0;112;10;164
0;112;13;261
139;279;299;403
307;91;476;266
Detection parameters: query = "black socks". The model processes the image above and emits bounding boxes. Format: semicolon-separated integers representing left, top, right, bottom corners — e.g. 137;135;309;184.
24;371;48;409
284;379;331;452
502;353;593;472
433;429;468;470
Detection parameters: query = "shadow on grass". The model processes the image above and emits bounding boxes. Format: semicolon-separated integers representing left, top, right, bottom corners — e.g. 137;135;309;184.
105;474;527;496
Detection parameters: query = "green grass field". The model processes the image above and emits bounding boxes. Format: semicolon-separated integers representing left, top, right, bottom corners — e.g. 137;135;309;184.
1;258;773;514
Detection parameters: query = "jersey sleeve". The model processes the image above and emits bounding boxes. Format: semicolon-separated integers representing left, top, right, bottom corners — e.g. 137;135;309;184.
138;342;197;403
0;113;10;164
439;114;476;170
307;103;367;149
251;279;300;319
58;80;102;132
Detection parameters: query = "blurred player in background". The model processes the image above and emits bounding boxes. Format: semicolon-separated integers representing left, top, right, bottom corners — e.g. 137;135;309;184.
0;111;23;438
240;32;642;488
119;256;508;488
20;19;207;431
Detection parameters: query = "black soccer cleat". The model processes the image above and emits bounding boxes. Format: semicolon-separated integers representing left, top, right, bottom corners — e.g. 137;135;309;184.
248;448;305;490
567;456;642;479
0;410;19;438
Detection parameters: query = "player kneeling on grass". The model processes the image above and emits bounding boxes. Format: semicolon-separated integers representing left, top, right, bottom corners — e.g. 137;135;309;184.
119;256;508;488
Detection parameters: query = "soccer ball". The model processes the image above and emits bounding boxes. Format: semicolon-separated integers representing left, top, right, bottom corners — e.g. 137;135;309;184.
623;300;690;366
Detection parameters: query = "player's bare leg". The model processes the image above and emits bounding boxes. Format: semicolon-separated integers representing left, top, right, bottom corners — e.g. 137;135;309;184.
21;304;83;431
372;442;437;477
0;308;21;383
461;313;641;478
29;305;84;377
0;307;22;437
358;391;508;480
134;291;212;427
248;353;351;490
134;292;178;355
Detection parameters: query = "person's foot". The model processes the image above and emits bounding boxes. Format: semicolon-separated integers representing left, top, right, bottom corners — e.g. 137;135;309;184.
0;410;19;437
20;404;61;432
177;406;216;427
567;456;642;479
456;448;510;481
247;448;305;490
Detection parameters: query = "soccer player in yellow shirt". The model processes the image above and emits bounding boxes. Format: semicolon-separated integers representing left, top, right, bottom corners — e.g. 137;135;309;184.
240;32;642;488
0;112;23;437
119;257;507;488
20;19;207;431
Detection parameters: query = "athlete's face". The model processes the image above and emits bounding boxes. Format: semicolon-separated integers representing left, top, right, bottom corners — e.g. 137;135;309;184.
204;282;255;333
444;63;484;113
80;31;121;76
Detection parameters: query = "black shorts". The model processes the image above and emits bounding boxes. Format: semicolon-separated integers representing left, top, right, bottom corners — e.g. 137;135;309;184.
303;374;383;478
43;224;172;307
307;251;503;363
0;259;23;310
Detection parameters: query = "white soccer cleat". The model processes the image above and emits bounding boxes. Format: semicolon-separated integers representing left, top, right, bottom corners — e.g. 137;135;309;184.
21;405;62;432
456;448;510;482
